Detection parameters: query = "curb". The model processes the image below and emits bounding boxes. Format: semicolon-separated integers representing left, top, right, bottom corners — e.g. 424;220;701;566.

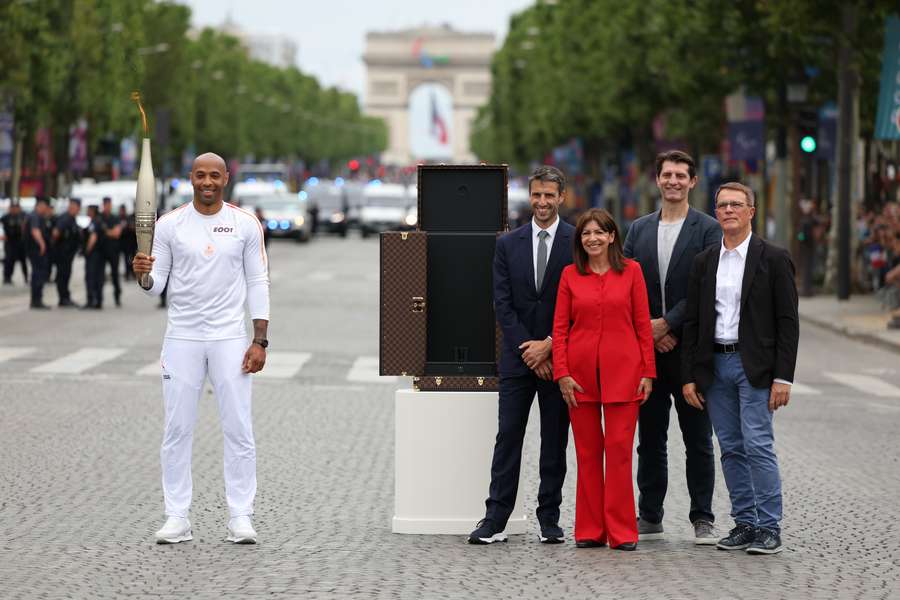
799;312;900;355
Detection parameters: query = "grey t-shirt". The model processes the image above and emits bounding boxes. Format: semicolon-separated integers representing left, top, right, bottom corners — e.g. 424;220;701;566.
657;218;685;314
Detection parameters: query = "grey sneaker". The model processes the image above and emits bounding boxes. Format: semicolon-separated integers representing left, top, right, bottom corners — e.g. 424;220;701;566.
693;519;716;545
637;517;664;541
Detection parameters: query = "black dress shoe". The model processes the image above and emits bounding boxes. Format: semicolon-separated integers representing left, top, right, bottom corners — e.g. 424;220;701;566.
539;523;564;544
30;303;51;310
612;542;637;551
58;300;79;308
575;539;606;548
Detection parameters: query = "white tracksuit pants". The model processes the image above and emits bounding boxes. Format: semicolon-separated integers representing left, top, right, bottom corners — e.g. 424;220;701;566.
160;337;256;518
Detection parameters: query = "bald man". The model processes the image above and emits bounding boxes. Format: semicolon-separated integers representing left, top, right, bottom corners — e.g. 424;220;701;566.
133;153;270;544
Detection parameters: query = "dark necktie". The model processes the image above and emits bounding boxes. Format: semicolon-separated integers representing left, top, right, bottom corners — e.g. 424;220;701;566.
536;230;549;291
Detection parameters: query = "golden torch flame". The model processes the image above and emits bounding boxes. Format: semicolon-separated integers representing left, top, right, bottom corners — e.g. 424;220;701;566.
131;91;149;136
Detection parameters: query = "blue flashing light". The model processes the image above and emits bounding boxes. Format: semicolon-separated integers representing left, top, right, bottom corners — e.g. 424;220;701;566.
335;177;345;186
274;179;285;188
279;220;290;230
247;177;257;183
307;177;319;186
298;190;308;201
368;179;382;186
267;219;278;230
170;178;180;187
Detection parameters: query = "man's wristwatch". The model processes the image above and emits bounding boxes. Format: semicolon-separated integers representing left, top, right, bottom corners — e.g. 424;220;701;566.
252;338;268;349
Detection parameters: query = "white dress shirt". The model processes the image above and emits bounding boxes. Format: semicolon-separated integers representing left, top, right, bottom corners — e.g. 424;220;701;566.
532;216;560;289
714;231;790;385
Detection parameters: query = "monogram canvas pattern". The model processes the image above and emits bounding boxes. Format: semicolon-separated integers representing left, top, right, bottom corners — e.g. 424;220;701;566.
380;232;427;376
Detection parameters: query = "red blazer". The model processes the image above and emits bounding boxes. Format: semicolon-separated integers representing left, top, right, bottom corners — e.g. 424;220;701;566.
552;260;656;403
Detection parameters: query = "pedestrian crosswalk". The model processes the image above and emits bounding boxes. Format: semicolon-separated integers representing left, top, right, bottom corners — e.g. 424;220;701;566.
30;347;127;375
0;346;401;384
1;345;899;397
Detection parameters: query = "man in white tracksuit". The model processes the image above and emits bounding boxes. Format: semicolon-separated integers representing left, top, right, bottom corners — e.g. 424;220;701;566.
133;152;270;544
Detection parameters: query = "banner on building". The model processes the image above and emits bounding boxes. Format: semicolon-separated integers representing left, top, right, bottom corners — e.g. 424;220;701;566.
0;112;13;179
69;118;88;174
875;15;900;140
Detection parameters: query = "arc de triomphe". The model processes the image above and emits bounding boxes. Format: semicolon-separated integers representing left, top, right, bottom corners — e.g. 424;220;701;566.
363;25;494;166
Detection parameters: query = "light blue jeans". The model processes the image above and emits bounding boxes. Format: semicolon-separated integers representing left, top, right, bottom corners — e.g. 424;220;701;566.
706;353;782;532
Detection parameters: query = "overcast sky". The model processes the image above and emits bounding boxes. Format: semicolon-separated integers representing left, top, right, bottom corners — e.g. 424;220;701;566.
183;0;533;101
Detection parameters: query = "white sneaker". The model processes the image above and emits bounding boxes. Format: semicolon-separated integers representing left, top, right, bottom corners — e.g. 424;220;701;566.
154;516;192;544
227;515;257;544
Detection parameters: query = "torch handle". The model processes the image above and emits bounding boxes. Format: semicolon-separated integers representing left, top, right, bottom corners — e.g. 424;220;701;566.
139;272;151;288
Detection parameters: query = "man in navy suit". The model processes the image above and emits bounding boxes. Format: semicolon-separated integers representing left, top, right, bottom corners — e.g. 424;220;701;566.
469;165;574;545
623;151;722;544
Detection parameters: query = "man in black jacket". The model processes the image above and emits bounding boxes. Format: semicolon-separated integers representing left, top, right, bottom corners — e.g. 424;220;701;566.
52;198;82;307
682;181;799;555
624;150;721;544
469;165;573;545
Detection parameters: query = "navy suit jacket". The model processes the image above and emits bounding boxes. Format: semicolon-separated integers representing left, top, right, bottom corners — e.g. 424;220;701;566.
623;207;721;338
493;220;575;378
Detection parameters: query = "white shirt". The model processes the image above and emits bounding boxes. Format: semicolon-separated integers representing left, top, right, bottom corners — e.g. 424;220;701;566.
714;232;751;343
714;232;790;385
532;216;560;289
143;201;270;340
657;217;685;313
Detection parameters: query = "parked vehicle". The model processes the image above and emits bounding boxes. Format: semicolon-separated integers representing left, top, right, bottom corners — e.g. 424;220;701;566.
359;182;413;238
247;191;311;242
303;178;349;237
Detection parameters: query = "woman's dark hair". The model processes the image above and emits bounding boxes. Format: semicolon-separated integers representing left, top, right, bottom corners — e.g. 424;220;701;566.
573;208;626;275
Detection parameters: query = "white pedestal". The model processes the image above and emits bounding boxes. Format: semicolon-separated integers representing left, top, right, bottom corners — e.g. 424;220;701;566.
392;388;528;534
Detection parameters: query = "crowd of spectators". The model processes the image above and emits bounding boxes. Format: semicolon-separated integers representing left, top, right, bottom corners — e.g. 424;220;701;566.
859;200;900;329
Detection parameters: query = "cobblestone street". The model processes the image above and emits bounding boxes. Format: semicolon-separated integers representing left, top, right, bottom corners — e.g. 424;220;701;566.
2;237;899;599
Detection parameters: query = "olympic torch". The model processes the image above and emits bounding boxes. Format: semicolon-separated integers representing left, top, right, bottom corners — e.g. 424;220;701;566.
132;92;156;289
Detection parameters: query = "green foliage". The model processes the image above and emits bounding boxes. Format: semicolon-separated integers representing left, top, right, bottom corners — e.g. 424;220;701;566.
0;0;385;180
474;0;895;166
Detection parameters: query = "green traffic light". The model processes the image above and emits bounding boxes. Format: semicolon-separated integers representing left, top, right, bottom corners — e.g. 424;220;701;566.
800;135;817;153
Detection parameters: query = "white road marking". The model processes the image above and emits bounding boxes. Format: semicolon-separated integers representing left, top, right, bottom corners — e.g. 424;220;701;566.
0;347;36;363
255;351;312;379
790;382;821;395
308;271;335;281
825;372;900;398
31;347;126;374
137;361;161;376
347;356;396;383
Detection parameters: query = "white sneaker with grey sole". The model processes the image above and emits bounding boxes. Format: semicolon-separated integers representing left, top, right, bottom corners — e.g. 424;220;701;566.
155;516;193;544
227;515;258;544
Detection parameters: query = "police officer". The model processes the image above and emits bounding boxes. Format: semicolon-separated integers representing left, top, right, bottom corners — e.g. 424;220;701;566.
118;205;137;281
26;197;53;309
1;201;29;285
52;198;83;307
82;204;105;310
100;197;123;306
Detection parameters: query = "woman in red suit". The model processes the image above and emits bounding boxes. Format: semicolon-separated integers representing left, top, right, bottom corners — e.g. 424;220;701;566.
552;208;655;550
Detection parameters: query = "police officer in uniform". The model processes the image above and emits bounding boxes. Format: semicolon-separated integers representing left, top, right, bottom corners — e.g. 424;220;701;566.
52;198;83;307
82;204;105;310
27;197;53;309
1;201;29;285
100;197;123;306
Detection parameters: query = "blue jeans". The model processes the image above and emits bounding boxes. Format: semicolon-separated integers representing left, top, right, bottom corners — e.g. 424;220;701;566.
706;353;782;532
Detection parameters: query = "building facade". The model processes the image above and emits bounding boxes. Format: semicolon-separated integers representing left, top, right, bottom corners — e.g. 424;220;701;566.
364;25;494;166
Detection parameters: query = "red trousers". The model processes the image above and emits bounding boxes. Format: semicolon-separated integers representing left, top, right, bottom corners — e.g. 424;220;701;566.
568;401;639;546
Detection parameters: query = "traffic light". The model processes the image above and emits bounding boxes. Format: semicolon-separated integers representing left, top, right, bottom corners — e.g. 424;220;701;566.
348;159;360;171
797;109;818;154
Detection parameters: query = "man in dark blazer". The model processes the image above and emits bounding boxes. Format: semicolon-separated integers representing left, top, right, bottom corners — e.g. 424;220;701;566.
623;150;722;544
682;182;799;555
469;165;574;545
